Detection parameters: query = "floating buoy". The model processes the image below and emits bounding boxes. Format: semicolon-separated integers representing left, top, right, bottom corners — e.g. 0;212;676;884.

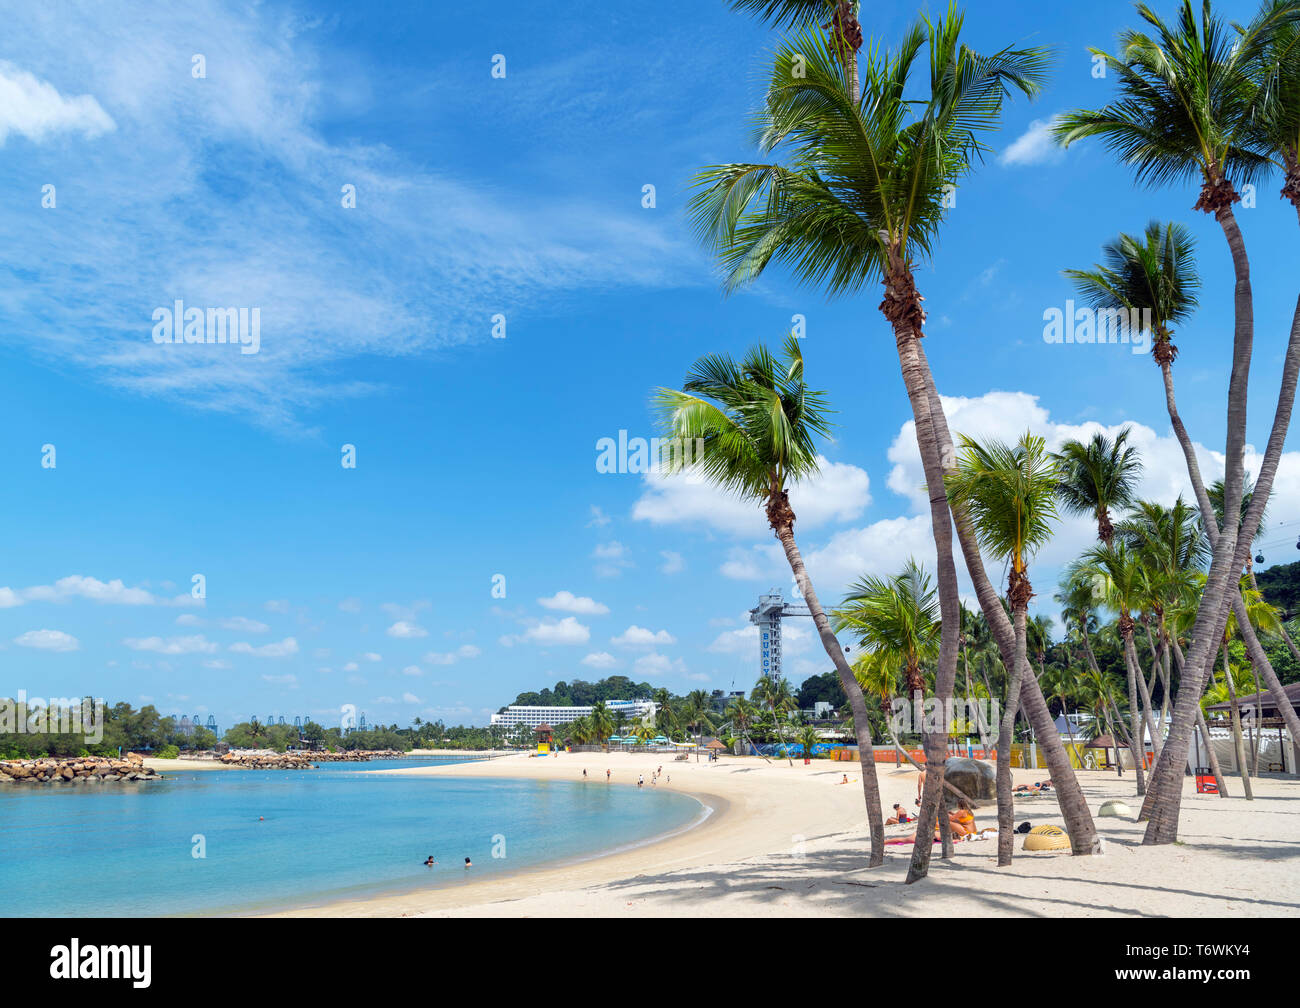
1023;824;1070;851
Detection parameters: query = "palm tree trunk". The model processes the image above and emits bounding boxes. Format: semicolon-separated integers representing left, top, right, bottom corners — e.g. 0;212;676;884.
1131;633;1161;760
1170;634;1230;797
1120;630;1147;796
772;520;886;866
1138;198;1254;843
996;608;1029;866
881;262;963;884
912;340;1099;855
1144;315;1300;833
1220;641;1253;800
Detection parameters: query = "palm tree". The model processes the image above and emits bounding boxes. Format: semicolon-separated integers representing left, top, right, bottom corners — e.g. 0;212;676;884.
655;336;886;864
1053;430;1141;548
946;432;1060;865
753;675;799;764
1241;0;1300;221
797;724;823;762
1073;543;1157;796
588;702;615;746
1067;217;1300;801
690;4;1072;881
1055;0;1298;844
729;0;864;101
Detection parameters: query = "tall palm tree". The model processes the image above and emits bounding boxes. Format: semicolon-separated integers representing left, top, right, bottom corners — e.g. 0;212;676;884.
946;432;1060;865
729;0;864;101
1053;430;1141;548
690;4;1081;880
1073;543;1156;796
1241;0;1300;221
1055;0;1298;843
655;336;886;864
589;702;615;745
752;675;799;765
1067;218;1300;796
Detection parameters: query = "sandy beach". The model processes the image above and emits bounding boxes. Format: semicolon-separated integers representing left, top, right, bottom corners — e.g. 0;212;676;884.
262;751;1300;918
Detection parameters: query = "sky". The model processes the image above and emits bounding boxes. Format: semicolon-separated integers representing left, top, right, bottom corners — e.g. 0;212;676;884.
2;0;1298;732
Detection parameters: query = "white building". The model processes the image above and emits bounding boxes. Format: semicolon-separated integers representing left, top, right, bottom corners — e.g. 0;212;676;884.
490;699;656;730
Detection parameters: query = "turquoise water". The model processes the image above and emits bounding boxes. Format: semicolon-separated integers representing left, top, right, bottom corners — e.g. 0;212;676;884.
0;758;702;916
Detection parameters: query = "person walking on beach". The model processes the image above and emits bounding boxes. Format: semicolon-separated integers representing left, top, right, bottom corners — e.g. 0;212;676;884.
582;768;587;779
606;768;611;782
638;774;644;788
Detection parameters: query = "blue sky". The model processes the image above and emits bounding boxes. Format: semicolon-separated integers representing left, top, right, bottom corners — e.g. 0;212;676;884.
2;0;1298;730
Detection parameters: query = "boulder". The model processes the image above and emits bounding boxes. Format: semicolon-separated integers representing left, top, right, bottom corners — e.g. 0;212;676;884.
941;756;996;808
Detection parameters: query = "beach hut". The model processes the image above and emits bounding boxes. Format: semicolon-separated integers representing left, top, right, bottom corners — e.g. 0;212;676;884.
1084;734;1117;770
534;723;554;754
705;738;727;761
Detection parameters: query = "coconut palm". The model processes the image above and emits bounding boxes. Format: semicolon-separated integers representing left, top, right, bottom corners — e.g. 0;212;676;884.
689;5;1089;880
1240;0;1300;220
752;675;800;764
729;0;864;101
1055;0;1298;844
1072;543;1158;796
1053;430;1141;548
655;336;887;862
589;702;615;745
946;432;1060;865
797;724;823;762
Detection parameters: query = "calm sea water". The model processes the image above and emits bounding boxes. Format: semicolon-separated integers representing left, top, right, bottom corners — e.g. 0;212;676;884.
0;758;702;916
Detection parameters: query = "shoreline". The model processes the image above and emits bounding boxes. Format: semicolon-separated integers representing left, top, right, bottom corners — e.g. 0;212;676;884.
259;750;1300;918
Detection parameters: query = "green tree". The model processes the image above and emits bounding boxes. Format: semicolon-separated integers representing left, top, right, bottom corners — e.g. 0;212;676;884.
655;335;885;863
946;432;1061;865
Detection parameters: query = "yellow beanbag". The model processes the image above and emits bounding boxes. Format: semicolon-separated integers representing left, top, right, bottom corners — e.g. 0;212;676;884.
1023;824;1070;851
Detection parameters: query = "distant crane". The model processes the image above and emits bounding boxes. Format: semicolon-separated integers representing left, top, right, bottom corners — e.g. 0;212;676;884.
748;591;813;683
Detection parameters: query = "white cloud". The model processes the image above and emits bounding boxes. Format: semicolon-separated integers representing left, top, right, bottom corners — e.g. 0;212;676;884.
581;651;619;669
538;590;609;615
361;652;382;663
338;598;362;613
124;634;218;655
0;62;115;145
592;541;632;577
587;505;612;527
0;575;197;608
229;637;299;657
632;651;688;679
402;665;422;676
387;620;429;639
423;643;482;665
261;673;297;687
659;551;685;574
14;629;79;652
402;692;422;704
264;600;291;614
221;616;270;633
999;116;1064;167
633;455;870;537
611;625;676;648
505;617;591;647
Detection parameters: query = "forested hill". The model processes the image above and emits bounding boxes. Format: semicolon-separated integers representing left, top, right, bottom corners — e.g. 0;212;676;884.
1256;559;1300;619
505;676;659;709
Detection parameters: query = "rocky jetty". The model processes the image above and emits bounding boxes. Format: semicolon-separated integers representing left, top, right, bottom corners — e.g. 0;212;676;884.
217;750;316;769
0;752;161;785
309;749;404;762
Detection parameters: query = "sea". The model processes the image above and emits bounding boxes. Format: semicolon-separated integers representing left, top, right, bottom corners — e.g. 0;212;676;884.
0;757;703;916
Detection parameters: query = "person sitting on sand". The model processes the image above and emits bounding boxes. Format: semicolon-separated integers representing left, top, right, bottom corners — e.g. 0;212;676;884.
948;799;976;837
886;803;913;825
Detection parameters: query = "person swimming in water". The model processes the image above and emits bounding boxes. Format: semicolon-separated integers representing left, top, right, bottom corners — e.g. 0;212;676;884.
464;856;472;868
423;856;436;866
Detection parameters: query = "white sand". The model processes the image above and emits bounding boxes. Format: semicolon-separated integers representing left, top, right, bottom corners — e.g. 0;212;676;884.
259;750;1300;917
